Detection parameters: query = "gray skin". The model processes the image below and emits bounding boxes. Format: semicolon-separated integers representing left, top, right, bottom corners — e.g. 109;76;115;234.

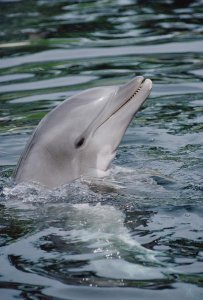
13;76;152;188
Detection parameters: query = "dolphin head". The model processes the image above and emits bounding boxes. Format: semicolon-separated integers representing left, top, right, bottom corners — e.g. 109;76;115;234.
14;76;152;188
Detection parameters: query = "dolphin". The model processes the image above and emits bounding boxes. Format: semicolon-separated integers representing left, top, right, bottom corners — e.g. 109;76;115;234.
13;76;152;188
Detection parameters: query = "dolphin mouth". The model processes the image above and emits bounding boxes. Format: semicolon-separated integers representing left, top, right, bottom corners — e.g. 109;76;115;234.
112;76;152;116
101;76;152;123
112;81;144;116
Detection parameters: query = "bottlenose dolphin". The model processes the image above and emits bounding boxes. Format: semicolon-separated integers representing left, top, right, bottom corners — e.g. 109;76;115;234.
13;76;152;188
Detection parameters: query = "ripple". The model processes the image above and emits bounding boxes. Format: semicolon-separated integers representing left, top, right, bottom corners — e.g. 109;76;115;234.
0;75;97;93
1;41;203;69
0;73;34;83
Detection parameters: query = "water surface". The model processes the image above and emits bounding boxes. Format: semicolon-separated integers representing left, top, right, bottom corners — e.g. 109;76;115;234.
0;0;203;299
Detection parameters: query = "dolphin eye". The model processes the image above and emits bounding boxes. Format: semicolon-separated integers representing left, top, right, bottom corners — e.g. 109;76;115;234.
75;137;85;148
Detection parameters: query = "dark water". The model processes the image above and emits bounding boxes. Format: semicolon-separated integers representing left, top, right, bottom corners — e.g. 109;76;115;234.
0;0;203;299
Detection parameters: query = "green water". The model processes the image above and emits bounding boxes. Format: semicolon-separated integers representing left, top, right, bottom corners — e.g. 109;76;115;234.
0;0;203;299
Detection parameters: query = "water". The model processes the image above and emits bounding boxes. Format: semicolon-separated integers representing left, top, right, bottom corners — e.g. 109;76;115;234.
0;0;203;299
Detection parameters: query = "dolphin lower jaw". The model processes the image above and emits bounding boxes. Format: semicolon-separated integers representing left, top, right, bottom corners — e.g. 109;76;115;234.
91;77;152;165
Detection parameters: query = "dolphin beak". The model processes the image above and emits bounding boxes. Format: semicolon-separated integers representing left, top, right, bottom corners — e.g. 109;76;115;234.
117;76;145;101
111;76;152;117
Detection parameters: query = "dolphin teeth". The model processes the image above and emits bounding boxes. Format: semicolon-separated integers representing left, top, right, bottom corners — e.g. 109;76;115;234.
128;84;142;101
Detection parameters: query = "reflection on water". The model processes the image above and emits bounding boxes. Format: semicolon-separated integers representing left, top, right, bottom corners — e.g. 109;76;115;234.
0;0;203;299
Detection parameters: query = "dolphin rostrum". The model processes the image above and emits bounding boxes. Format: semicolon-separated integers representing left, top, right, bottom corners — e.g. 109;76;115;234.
13;76;152;188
